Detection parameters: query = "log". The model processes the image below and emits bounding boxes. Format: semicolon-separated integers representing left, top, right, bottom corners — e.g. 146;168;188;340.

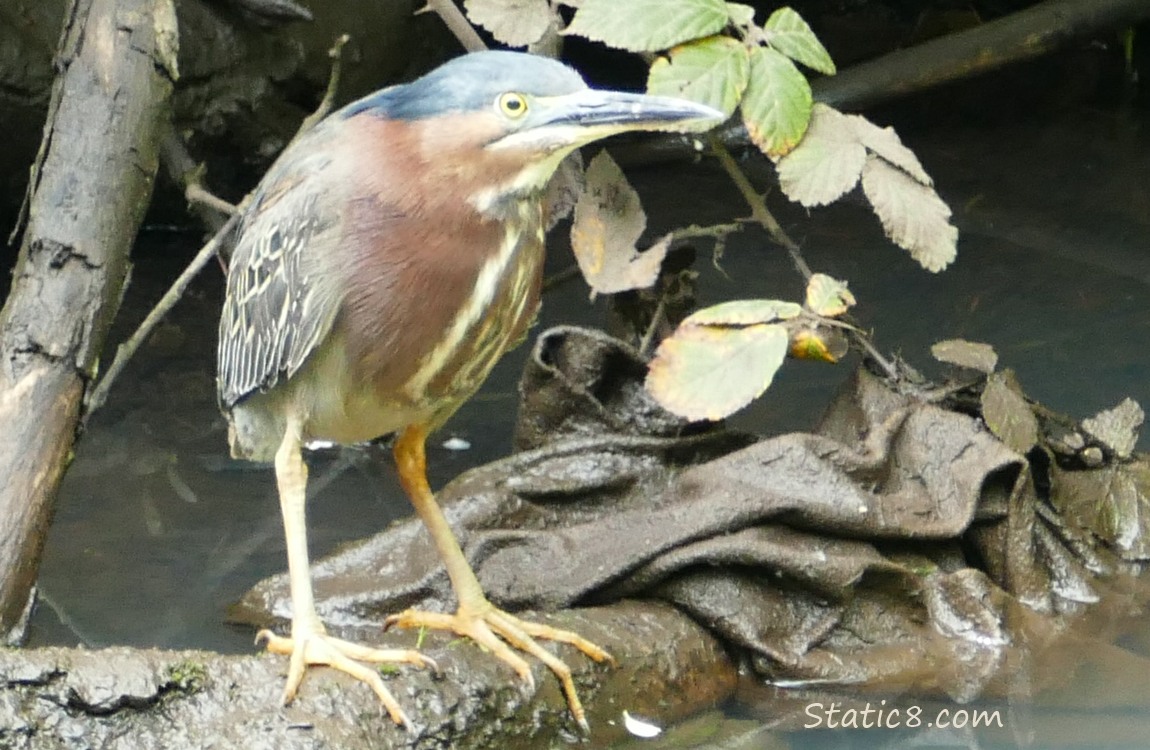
0;602;737;749
0;0;176;638
813;0;1150;110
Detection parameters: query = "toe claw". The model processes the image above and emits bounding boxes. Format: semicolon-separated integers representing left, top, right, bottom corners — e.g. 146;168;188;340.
257;629;431;725
385;605;607;729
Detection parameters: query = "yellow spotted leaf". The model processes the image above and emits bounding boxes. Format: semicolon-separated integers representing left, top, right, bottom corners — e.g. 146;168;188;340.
789;328;845;362
647;35;749;118
805;273;855;317
646;323;788;421
682;299;801;327
740;45;812;158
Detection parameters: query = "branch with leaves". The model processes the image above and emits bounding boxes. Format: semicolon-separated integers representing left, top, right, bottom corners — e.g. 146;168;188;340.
454;0;959;423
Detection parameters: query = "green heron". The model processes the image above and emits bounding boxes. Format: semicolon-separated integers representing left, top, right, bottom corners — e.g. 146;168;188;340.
217;50;721;729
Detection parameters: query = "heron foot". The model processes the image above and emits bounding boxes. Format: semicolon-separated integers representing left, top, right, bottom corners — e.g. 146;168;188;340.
384;604;614;732
257;627;436;729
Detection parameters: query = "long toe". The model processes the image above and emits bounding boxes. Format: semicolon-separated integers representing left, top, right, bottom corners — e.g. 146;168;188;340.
257;628;433;729
385;606;612;731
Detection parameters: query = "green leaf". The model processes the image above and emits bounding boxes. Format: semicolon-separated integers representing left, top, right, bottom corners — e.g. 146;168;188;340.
725;2;755;27
683;299;802;327
740;46;811;158
804;274;854;317
565;0;729;53
775;103;866;207
762;7;836;75
646;323;789;421
647;36;749;118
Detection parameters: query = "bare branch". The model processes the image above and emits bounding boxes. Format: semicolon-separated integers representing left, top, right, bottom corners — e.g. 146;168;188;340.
418;0;488;52
84;212;240;420
85;34;355;421
292;34;352;144
707;138;898;380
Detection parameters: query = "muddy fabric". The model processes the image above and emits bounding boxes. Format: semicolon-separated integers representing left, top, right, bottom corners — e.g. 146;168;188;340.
234;326;1145;702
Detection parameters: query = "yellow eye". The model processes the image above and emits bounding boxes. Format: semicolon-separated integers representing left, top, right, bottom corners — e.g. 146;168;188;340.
498;92;528;118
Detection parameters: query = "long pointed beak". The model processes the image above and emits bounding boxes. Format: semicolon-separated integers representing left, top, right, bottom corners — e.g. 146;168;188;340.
539;89;724;135
490;89;724;154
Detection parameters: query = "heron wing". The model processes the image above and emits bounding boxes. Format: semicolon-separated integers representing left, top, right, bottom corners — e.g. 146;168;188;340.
216;135;347;410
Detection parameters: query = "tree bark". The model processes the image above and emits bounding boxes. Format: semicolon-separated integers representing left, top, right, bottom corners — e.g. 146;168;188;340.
0;601;737;750
813;0;1150;111
0;0;175;639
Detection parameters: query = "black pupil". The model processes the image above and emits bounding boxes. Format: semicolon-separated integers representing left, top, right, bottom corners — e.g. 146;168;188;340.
506;97;522;111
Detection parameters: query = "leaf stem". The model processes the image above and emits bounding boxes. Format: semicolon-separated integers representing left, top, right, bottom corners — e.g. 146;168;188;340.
708;136;898;380
638;293;667;358
668;221;744;244
709;136;812;280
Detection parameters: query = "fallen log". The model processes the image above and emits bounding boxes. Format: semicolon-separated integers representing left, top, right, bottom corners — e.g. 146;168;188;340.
0;601;737;750
0;0;176;638
814;0;1150;110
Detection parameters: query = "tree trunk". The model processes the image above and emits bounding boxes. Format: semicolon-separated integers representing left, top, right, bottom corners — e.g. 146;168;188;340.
0;0;176;639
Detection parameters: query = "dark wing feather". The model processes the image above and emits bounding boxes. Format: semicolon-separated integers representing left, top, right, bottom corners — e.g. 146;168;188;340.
217;135;346;409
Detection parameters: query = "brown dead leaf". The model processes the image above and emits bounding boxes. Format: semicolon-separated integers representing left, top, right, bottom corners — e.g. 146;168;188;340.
932;339;998;374
464;0;554;47
1083;397;1144;459
571;150;669;297
981;371;1038;455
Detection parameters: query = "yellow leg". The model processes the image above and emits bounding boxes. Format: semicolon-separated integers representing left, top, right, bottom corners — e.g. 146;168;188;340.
262;416;435;728
387;425;613;731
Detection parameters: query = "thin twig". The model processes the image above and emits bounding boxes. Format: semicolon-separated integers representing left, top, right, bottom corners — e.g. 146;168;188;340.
849;329;898;379
418;0;487;52
187;184;238;216
159;123;233;234
667;221;744;244
84;35;353;421
292;34;351;145
84;212;240;420
542;263;582;292
638;293;667;358
709;137;811;280
707;137;898;380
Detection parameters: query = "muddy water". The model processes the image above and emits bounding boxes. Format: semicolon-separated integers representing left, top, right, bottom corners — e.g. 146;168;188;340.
27;100;1150;750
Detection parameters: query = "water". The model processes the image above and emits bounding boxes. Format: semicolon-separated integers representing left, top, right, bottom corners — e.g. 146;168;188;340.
26;95;1150;749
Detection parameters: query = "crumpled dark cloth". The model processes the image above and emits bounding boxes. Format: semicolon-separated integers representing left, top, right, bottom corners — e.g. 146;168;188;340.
233;326;1136;702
